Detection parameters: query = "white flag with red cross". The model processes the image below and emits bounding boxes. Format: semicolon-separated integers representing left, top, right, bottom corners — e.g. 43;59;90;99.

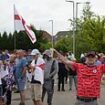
14;6;36;44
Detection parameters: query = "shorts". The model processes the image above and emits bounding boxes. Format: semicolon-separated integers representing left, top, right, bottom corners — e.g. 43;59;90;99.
17;78;27;91
30;83;42;101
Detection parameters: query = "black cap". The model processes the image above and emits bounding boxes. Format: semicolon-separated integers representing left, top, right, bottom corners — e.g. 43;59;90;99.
86;51;96;57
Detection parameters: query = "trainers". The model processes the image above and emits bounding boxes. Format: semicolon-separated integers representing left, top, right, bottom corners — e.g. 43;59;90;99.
57;89;60;91
14;90;20;93
69;88;72;91
62;89;65;91
19;102;25;105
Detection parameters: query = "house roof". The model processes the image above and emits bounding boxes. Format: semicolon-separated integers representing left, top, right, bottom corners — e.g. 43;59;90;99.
42;30;52;41
55;31;73;41
37;30;73;42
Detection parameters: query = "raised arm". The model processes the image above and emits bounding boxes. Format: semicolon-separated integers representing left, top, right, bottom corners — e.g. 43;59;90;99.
53;49;74;68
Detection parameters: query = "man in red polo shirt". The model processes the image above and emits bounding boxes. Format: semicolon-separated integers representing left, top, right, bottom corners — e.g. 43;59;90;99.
53;49;105;105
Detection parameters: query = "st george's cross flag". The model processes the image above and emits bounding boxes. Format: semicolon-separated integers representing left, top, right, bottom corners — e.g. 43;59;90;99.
14;6;36;44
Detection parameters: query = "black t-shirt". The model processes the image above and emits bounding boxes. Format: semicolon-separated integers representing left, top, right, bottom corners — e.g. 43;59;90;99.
58;62;68;77
68;68;77;76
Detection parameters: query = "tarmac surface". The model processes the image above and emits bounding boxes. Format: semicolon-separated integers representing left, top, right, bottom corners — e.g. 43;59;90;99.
11;83;105;105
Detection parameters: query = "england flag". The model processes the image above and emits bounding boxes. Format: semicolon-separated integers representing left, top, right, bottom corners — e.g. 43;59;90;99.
14;6;36;44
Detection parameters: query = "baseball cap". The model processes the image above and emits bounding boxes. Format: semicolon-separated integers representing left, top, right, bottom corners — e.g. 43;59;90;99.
43;50;52;57
30;49;40;56
86;51;96;57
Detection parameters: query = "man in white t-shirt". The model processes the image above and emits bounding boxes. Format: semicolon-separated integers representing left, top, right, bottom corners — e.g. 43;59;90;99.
29;49;45;105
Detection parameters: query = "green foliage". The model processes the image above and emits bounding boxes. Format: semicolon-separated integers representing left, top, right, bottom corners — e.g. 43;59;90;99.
1;4;105;56
8;33;14;50
31;26;51;51
1;32;9;49
0;25;50;51
55;4;105;59
55;36;73;52
76;6;105;54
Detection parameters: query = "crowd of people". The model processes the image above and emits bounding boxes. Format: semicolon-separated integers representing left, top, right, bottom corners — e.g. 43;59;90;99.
0;49;105;105
0;49;58;105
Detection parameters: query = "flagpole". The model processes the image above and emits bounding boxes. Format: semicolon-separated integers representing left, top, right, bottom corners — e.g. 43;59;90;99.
49;20;54;48
49;20;54;58
14;4;16;50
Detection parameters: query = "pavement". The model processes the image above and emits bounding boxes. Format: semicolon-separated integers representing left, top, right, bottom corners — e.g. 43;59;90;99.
11;83;105;105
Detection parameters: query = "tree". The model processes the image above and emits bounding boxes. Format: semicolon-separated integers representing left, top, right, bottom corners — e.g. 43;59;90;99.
0;25;51;51
75;4;105;58
8;33;14;50
1;32;9;50
55;36;73;52
31;25;51;51
11;25;50;51
54;4;105;58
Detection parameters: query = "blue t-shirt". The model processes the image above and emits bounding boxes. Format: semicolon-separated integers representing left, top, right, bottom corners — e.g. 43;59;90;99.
0;54;9;60
95;60;102;65
15;57;27;79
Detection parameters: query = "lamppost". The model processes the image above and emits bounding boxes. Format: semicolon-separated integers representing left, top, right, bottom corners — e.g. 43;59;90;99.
49;20;54;48
76;2;90;30
66;1;90;56
66;0;75;56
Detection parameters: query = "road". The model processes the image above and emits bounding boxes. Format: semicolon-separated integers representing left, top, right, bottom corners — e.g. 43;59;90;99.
11;83;105;105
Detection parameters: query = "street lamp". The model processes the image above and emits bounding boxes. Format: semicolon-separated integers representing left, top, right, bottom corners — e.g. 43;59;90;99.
49;20;54;48
66;0;75;56
66;1;90;56
76;2;90;30
76;2;90;21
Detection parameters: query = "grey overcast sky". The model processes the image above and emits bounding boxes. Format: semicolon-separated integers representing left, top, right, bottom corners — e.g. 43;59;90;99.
0;0;105;35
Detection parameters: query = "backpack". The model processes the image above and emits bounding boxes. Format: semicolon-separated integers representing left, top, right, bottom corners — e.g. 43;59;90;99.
50;60;55;78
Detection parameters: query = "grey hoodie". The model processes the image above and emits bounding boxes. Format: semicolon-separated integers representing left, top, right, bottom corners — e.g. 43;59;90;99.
44;58;58;80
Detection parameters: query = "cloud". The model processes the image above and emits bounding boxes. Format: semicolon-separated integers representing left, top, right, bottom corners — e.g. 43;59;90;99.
0;0;105;35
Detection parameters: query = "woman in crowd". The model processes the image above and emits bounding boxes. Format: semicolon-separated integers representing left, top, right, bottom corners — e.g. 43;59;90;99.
6;54;16;105
1;54;16;105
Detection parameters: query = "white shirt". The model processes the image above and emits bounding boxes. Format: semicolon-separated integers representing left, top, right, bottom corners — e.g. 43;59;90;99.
30;57;45;84
0;65;9;85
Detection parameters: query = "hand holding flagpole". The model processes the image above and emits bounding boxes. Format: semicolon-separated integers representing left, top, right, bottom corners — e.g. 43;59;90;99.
51;48;65;61
52;48;73;67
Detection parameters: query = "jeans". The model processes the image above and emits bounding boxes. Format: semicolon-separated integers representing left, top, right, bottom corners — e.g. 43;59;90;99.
42;79;54;105
6;90;12;105
0;85;3;96
75;99;98;105
69;75;77;90
58;76;65;91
